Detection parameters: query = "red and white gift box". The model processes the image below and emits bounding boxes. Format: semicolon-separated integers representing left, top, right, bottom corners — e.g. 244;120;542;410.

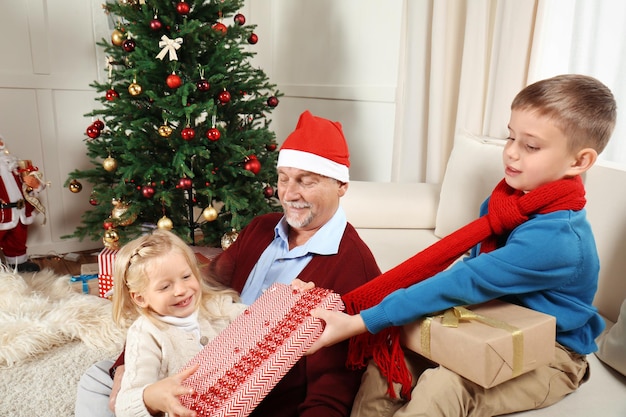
179;283;344;416
97;248;117;298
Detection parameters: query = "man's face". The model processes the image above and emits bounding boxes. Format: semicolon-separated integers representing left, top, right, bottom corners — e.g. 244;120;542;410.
276;167;347;232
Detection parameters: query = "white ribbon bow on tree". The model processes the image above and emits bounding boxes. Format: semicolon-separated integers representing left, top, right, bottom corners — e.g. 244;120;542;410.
156;35;183;61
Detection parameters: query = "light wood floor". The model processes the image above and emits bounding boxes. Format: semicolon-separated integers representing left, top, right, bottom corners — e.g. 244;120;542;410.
32;249;100;276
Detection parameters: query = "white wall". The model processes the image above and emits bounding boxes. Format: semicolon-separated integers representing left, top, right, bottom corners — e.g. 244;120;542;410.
0;0;404;256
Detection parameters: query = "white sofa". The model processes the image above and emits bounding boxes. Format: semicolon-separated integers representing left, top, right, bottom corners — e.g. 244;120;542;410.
341;132;626;416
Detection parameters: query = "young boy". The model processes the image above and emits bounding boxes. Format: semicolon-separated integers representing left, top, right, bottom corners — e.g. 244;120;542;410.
307;74;617;417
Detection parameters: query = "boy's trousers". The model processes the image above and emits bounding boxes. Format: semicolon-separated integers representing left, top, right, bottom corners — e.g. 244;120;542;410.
350;343;589;417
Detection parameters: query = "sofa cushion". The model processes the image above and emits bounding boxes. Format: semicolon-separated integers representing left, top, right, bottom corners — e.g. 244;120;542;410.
595;299;626;377
435;132;506;238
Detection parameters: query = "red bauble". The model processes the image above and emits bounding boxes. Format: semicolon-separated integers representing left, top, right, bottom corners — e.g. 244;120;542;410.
150;18;162;31
266;143;277;152
196;79;210;92
103;219;114;230
141;185;155;198
105;89;119;101
212;22;227;34
206;128;221;141
89;197;99;206
234;13;246;26
176;1;190;15
244;158;261;175
181;127;196;141
86;125;101;139
177;177;193;190
263;185;274;198
267;96;279;107
166;74;182;89
122;39;136;52
248;33;258;44
92;120;105;131
218;90;231;104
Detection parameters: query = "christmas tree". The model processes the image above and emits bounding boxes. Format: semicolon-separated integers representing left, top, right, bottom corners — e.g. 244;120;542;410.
65;0;281;249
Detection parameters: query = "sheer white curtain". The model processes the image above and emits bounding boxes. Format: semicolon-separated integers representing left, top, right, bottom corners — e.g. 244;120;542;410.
530;0;626;166
392;0;538;183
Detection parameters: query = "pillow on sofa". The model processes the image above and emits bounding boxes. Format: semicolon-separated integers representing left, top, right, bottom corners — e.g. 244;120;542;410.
434;131;505;238
595;298;626;376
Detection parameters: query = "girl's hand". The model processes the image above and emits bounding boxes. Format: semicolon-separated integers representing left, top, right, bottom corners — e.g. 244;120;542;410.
306;309;368;355
291;278;314;292
143;364;199;417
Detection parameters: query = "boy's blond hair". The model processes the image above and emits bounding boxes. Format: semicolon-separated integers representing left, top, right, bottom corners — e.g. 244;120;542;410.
111;229;239;327
511;74;617;154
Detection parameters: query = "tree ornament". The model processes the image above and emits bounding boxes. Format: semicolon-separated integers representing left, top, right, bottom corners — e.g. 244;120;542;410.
103;156;118;172
122;38;136;52
267;96;279;107
263;185;275;198
157;215;173;230
221;229;239;250
218;90;231;104
176;1;190;15
244;156;261;174
248;33;258;44
93;119;105;130
68;179;82;193
206;127;221;141
266;142;277;152
202;205;218;221
105;89;119;101
176;177;193;190
86;125;101;139
128;81;143;96
158;124;173;137
103;218;114;230
111;199;137;226
196;78;210;92
156;35;183;61
166;73;182;89
150;17;162;31
141;185;155;198
89;194;99;205
103;228;120;250
181;126;195;141
212;22;227;34
234;13;246;26
111;29;125;46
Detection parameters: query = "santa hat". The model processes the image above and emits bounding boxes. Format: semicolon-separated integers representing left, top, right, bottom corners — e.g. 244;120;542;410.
277;110;350;182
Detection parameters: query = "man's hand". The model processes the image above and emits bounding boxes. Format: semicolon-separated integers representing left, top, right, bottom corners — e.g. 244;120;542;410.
306;309;368;355
108;364;125;413
291;278;315;292
143;364;199;417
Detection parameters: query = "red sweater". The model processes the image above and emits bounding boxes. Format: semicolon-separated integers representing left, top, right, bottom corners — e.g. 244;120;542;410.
210;213;381;417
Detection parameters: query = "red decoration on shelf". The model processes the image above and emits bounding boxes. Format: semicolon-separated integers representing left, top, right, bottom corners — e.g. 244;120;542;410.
105;89;119;101
176;1;191;15
266;96;279;107
167;73;183;89
218;90;231;104
234;13;246;26
206;128;221;141
181;127;196;141
248;33;258;44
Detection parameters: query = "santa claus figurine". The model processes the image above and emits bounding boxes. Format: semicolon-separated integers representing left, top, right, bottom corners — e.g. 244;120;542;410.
0;135;46;272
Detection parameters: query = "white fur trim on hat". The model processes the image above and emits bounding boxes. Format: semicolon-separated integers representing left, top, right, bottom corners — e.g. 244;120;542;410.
277;149;349;183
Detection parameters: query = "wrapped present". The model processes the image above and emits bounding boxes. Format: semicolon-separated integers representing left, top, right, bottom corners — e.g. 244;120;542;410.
97;248;117;298
179;283;344;416
401;300;556;388
70;274;99;295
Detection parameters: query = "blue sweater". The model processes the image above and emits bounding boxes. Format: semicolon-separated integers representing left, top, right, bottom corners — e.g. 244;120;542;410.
361;202;606;354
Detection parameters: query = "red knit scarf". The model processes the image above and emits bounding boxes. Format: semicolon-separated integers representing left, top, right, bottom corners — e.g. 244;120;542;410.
342;176;586;399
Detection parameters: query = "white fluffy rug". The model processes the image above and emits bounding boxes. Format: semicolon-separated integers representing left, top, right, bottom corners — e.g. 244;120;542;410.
0;268;125;416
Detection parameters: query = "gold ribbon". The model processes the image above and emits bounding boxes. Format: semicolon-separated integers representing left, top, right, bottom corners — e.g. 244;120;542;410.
420;306;524;378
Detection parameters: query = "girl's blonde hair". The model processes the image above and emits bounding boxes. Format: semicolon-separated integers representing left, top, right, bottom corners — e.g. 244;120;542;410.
111;229;239;327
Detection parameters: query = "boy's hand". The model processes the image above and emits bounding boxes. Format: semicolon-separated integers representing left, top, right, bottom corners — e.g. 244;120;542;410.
143;364;199;417
306;309;368;355
291;278;314;292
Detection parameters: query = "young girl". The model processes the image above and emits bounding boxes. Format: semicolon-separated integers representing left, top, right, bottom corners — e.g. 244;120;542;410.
111;229;247;417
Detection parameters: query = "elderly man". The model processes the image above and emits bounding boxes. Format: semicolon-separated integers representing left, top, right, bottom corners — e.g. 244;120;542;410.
76;110;381;417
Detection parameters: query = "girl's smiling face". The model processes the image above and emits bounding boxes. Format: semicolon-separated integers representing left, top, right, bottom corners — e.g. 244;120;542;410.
130;250;200;318
503;109;583;192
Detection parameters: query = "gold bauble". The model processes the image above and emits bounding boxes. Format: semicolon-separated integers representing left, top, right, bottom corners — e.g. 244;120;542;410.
103;157;118;172
128;82;143;96
103;228;120;250
158;125;173;137
157;215;173;230
111;29;125;46
202;205;218;221
111;200;137;226
221;229;239;250
69;179;82;193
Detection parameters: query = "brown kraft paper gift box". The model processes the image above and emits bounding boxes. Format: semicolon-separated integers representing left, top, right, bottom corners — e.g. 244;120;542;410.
401;300;556;388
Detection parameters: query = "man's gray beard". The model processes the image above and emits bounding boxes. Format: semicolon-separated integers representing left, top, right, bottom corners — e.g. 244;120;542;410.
285;212;313;229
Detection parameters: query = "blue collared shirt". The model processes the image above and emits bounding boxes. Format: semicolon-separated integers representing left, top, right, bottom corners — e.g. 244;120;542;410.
239;207;348;304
